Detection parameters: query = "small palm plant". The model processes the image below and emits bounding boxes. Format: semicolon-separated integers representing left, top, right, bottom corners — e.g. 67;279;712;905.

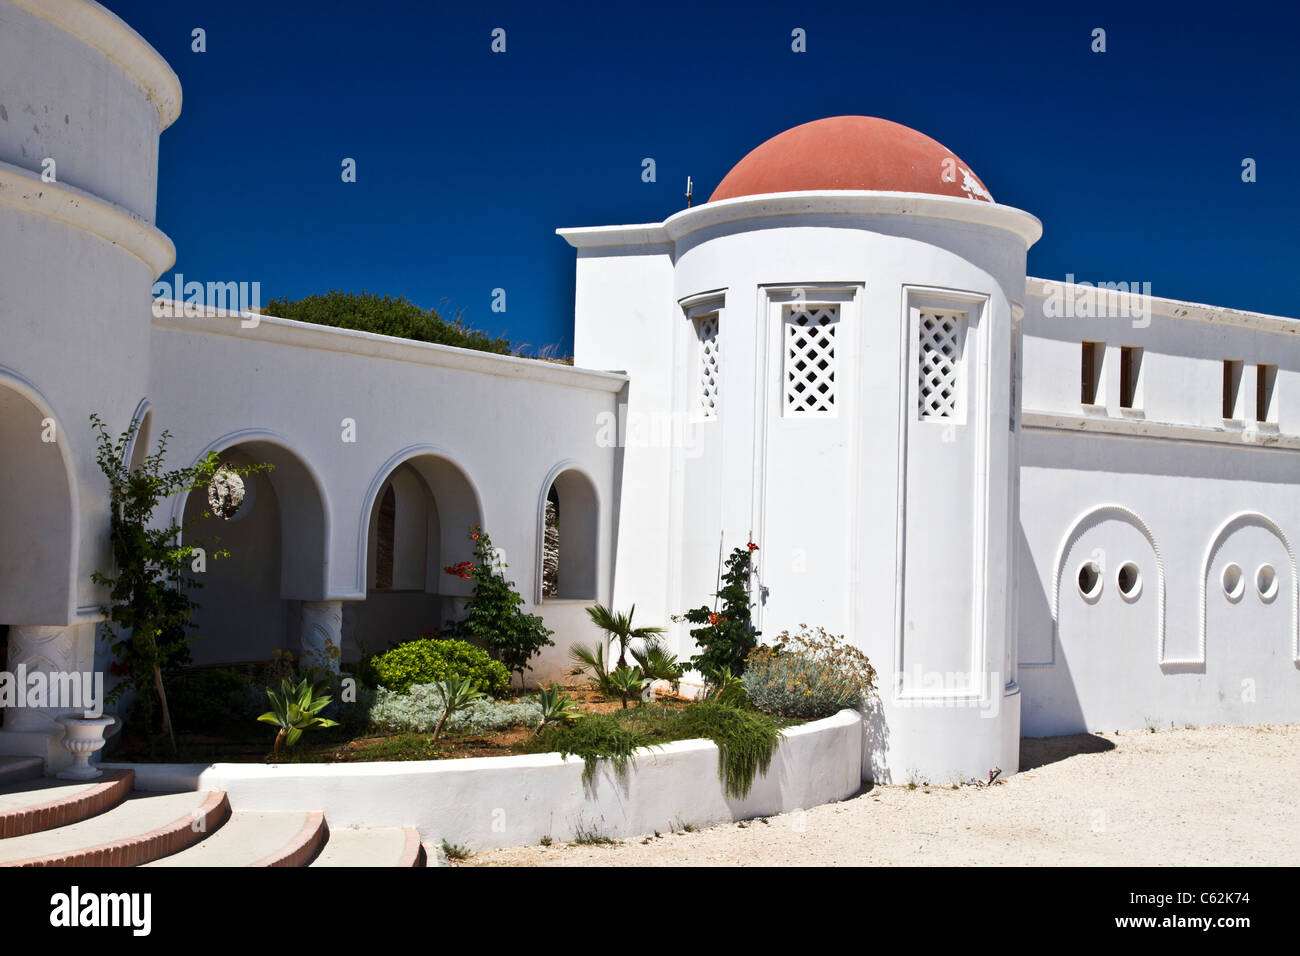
258;677;340;759
606;664;645;709
535;684;581;734
432;676;485;742
569;641;612;692
631;638;684;696
585;604;665;669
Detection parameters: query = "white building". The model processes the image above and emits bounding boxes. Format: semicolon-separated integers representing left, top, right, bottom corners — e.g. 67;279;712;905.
1;0;1296;783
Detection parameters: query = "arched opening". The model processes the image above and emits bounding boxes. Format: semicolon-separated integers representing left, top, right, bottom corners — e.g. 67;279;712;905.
349;454;482;657
181;439;327;665
0;382;75;626
540;468;598;601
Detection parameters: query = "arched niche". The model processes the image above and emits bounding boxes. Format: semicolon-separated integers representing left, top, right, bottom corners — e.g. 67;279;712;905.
538;464;599;602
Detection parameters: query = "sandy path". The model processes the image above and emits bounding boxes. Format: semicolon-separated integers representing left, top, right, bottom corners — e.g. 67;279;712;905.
463;724;1299;866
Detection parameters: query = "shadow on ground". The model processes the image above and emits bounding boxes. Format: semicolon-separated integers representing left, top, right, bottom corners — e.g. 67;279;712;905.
1019;733;1115;772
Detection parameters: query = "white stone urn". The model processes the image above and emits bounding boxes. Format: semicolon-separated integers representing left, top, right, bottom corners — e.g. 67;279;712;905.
56;714;116;780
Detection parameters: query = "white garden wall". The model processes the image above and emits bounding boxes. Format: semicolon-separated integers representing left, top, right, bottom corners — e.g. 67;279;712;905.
107;708;864;851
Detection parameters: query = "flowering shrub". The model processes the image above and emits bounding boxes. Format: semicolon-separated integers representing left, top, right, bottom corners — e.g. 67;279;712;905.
676;542;761;678
441;527;554;686
367;683;542;735
359;635;510;696
742;626;877;719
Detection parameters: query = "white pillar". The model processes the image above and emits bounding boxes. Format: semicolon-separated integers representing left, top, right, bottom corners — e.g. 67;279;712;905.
1;623;97;772
299;601;343;676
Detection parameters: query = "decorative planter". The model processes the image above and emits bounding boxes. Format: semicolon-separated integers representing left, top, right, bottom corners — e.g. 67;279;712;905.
56;714;117;780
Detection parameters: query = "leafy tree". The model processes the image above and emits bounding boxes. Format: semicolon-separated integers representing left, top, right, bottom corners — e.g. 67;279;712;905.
678;542;762;679
89;413;269;752
441;527;554;687
263;290;511;354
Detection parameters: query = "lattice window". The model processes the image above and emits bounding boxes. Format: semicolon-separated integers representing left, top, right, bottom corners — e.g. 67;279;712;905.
695;314;720;419
918;311;962;420
784;305;838;415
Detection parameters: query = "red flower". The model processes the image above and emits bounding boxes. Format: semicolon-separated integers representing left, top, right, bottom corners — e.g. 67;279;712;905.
442;561;475;580
747;542;760;552
708;613;720;626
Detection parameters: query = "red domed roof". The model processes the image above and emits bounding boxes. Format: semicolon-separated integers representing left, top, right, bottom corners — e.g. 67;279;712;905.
708;116;994;204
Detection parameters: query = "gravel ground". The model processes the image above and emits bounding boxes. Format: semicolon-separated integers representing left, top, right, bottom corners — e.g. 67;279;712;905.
463;723;1300;866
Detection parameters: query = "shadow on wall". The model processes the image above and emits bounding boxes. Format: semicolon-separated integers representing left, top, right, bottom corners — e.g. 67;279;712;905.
860;695;890;784
1016;519;1087;737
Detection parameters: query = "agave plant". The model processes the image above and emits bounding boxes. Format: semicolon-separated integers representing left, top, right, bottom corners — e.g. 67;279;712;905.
702;666;748;708
258;677;340;758
432;675;486;741
535;684;581;734
585;604;665;669
631;638;684;695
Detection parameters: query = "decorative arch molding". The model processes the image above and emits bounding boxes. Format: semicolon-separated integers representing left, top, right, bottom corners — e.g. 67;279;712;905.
1199;511;1299;665
355;444;486;597
0;363;80;625
123;397;153;472
535;460;602;604
1048;504;1166;666
170;428;332;600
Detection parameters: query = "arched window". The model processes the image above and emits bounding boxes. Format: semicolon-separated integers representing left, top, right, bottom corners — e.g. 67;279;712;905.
541;469;598;600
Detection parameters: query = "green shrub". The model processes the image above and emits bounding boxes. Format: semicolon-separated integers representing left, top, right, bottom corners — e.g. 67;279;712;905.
531;713;658;786
742;626;877;719
367;683;541;735
676;542;761;678
167;668;259;734
674;700;783;800
361;637;510;696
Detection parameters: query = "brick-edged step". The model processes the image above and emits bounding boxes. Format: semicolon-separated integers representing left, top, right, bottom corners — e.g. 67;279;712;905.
0;757;43;787
310;826;426;867
0;790;228;867
0;769;134;838
145;810;326;868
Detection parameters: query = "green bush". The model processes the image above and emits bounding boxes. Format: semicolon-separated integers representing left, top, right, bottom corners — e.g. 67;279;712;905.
531;712;658;786
167;668;259;734
742;626;877;719
264;290;511;354
674;700;783;800
361;637;510;696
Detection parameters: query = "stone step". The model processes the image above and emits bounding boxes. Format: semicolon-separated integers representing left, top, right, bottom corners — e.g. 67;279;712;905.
0;769;134;838
0;756;43;786
0;790;228;867
145;810;326;868
310;826;426;867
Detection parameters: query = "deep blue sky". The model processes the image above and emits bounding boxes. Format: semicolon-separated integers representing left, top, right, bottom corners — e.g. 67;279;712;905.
104;0;1299;353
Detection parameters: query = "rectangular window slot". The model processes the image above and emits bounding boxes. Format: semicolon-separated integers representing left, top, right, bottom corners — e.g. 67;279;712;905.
1081;341;1104;405
784;305;838;415
1256;363;1278;423
1223;359;1243;419
694;313;720;420
1119;346;1142;409
918;310;964;420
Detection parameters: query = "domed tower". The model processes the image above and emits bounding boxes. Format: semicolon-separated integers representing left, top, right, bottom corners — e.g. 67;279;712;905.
563;116;1041;783
0;0;179;768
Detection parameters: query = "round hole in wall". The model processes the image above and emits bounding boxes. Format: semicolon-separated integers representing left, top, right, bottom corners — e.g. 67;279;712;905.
208;463;252;521
1117;562;1142;600
1256;564;1278;602
1077;561;1102;600
1222;563;1245;602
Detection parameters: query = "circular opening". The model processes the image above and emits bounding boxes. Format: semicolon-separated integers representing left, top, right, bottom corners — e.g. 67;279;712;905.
208;464;251;521
1077;561;1102;599
1117;562;1141;599
1222;563;1244;601
1256;564;1278;601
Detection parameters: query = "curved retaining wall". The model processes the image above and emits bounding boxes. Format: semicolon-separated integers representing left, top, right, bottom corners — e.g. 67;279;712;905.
105;708;863;851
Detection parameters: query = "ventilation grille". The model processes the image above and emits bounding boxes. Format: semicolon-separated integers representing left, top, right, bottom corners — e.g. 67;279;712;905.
918;311;962;420
784;306;838;414
695;314;720;419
